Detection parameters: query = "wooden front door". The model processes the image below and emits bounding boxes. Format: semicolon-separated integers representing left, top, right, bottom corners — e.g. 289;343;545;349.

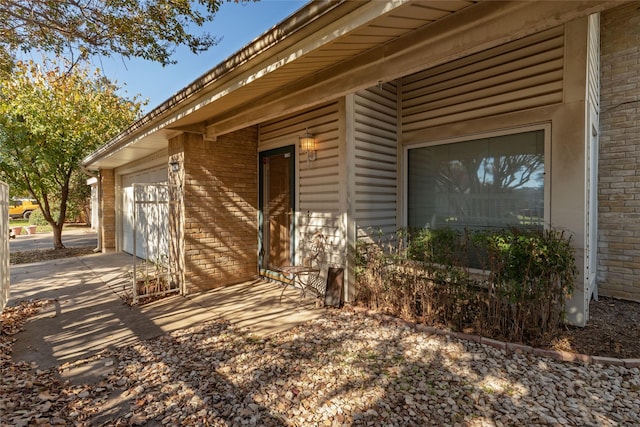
260;146;295;271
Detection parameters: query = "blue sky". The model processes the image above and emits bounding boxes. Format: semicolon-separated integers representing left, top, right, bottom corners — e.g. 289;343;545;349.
96;0;307;112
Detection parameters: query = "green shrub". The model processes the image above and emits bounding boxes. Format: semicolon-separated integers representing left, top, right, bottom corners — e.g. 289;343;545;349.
28;209;50;226
407;227;464;265
28;208;63;226
354;226;577;343
476;227;577;340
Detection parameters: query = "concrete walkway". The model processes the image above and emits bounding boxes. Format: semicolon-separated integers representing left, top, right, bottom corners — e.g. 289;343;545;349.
8;251;322;382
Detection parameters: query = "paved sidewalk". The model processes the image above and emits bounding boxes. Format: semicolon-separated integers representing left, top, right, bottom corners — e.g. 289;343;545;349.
8;252;322;382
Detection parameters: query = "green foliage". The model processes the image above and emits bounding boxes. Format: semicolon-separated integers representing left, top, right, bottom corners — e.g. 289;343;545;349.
10;216;51;232
407;227;463;265
66;170;92;223
0;0;236;71
476;227;577;338
355;226;577;343
0;59;142;247
28;209;57;227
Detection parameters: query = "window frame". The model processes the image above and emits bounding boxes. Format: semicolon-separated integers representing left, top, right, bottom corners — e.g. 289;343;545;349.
403;124;551;232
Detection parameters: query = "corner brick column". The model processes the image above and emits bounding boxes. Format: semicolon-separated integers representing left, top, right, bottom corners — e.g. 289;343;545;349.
99;169;116;252
598;4;640;302
168;136;186;293
169;128;258;294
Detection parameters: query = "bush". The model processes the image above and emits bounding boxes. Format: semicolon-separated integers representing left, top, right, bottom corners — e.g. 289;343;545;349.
28;208;63;227
354;226;577;343
407;227;465;266
28;209;50;226
476;227;577;340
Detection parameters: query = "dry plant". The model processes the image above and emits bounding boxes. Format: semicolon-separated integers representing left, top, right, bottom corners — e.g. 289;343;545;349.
354;226;577;343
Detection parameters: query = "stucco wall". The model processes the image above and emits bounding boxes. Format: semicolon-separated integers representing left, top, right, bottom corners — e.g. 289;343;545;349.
598;4;640;302
169;128;259;293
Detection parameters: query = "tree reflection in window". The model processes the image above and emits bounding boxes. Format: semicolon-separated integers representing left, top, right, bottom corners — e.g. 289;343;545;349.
408;130;545;231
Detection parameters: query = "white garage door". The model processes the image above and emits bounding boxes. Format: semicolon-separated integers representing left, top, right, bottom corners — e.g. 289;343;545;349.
122;167;168;259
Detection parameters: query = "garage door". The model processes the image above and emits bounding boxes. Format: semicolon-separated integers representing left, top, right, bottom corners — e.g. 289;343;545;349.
121;167;168;259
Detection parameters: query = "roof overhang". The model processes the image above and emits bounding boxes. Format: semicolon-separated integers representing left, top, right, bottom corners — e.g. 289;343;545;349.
82;0;623;170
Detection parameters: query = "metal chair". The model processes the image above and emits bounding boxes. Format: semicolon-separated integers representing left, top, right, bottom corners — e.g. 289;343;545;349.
277;231;327;301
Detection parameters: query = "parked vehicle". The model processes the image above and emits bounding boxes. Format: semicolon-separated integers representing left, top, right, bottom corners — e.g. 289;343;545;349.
9;199;39;219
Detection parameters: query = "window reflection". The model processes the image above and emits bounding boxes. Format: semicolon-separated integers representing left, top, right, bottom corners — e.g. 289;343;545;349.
408;130;545;231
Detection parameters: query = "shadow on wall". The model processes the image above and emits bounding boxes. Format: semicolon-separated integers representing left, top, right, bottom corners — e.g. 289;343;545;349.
182;131;259;292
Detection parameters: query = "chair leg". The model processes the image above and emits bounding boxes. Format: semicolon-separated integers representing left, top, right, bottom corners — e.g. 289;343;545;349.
279;275;296;302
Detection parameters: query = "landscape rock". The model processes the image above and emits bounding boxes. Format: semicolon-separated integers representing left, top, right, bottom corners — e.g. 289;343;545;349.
2;302;640;426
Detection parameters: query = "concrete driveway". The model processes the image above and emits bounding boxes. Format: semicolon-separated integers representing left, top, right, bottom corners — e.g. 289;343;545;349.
9;225;98;252
8;250;322;383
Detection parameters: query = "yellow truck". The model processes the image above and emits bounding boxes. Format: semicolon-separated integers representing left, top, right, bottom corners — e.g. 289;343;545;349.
9;199;39;220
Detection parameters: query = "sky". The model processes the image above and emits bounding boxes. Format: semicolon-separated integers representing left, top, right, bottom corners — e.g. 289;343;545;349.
95;0;307;112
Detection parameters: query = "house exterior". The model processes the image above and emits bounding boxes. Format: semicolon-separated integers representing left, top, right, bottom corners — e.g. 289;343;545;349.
82;0;640;327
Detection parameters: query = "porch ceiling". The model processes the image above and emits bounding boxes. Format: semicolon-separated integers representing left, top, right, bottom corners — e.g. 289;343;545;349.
83;0;619;170
83;0;476;169
167;1;476;128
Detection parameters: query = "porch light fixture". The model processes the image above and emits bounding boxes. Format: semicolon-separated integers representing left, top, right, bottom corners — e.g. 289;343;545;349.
299;129;317;164
169;160;180;173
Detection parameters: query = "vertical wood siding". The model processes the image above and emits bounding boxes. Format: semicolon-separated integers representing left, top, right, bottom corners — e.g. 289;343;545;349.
120;166;169;258
259;102;343;266
401;26;565;134
354;83;398;237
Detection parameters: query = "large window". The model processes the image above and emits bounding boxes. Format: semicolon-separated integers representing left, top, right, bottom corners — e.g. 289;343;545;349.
407;129;546;232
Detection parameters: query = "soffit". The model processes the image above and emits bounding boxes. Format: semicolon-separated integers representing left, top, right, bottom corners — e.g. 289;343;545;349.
82;0;477;169
169;1;476;128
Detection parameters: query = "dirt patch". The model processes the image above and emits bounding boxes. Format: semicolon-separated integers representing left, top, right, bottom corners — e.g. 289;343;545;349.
10;247;96;265
545;296;640;359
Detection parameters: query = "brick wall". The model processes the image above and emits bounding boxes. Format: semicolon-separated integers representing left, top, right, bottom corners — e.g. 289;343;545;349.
167;144;185;292
169;128;259;293
598;4;640;301
99;169;116;251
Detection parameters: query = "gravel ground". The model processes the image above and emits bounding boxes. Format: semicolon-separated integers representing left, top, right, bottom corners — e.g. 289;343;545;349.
2;303;639;426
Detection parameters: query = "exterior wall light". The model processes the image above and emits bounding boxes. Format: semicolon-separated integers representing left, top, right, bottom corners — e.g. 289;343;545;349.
299;129;317;163
169;160;180;173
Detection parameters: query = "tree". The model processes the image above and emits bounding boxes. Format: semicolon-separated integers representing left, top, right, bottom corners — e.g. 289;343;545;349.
0;59;143;248
0;0;234;72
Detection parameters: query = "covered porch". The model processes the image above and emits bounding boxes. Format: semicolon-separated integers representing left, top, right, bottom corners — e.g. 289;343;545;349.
9;251;322;380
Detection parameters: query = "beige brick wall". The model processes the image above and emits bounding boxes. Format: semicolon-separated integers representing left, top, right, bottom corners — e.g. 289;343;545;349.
169;128;258;293
598;4;640;301
167;144;185;292
99;169;116;251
